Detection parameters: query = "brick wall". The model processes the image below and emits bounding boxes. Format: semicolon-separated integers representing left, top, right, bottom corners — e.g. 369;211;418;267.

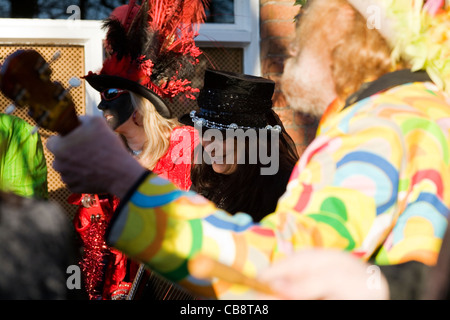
260;0;318;156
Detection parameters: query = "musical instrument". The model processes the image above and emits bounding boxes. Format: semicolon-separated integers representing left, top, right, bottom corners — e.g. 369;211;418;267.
128;264;195;300
0;49;80;135
0;49;273;300
0;49;195;301
129;254;275;300
188;253;275;296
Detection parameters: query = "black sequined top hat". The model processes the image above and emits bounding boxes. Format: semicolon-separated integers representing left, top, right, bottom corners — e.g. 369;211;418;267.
179;69;282;131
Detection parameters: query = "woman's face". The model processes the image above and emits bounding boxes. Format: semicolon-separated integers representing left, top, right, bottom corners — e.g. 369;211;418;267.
97;88;134;130
201;131;239;175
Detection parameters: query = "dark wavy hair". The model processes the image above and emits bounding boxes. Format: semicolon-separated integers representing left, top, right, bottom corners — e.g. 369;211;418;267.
190;116;299;222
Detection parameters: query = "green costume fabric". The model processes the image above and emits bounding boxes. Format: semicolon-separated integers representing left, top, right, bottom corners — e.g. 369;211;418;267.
0;114;48;199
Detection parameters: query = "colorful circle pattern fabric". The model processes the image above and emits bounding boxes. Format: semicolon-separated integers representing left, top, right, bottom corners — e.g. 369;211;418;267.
108;82;450;299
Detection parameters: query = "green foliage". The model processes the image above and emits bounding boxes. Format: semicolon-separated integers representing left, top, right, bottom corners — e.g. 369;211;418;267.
294;0;307;6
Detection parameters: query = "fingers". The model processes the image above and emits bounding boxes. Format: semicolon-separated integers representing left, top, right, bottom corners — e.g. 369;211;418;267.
256;250;323;300
46;115;96;154
258;249;319;282
47;115;118;160
46;116;107;193
256;249;387;300
45;114;144;197
46;135;61;154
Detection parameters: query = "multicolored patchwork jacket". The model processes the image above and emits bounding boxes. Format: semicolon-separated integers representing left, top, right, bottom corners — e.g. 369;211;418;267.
107;78;450;299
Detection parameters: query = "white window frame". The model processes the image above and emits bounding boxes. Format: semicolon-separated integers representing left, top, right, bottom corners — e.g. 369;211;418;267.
0;0;260;116
0;18;105;116
197;0;261;76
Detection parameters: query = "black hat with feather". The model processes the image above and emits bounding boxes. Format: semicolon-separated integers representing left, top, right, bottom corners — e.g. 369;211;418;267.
84;0;208;119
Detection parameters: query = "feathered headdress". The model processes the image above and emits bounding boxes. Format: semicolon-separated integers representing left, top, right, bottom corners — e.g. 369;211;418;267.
84;0;209;118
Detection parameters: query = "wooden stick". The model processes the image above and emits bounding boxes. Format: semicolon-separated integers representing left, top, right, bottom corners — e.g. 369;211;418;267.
188;253;275;296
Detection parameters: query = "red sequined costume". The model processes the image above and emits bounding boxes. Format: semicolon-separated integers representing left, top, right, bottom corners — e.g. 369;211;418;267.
70;126;198;300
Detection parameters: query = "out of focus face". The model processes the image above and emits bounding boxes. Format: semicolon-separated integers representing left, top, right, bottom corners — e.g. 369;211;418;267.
282;50;336;118
97;88;134;130
201;130;239;175
281;1;338;117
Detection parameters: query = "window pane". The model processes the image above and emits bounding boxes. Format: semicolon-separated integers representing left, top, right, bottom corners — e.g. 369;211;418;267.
205;0;234;24
0;0;234;22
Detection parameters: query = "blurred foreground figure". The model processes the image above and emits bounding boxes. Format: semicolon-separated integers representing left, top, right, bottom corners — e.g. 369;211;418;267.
48;0;450;299
257;249;389;300
0;192;80;299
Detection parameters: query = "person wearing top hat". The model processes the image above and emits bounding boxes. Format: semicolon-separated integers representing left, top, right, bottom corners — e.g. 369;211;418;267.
68;0;207;300
47;0;450;300
179;69;299;222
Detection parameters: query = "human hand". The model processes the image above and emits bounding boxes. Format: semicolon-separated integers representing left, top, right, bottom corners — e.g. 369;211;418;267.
257;249;389;300
47;115;147;198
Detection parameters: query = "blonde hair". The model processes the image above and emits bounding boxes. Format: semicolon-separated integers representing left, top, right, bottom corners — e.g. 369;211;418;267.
129;92;180;169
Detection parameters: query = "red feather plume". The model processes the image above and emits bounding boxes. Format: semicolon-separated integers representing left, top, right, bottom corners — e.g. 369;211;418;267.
96;0;209;100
